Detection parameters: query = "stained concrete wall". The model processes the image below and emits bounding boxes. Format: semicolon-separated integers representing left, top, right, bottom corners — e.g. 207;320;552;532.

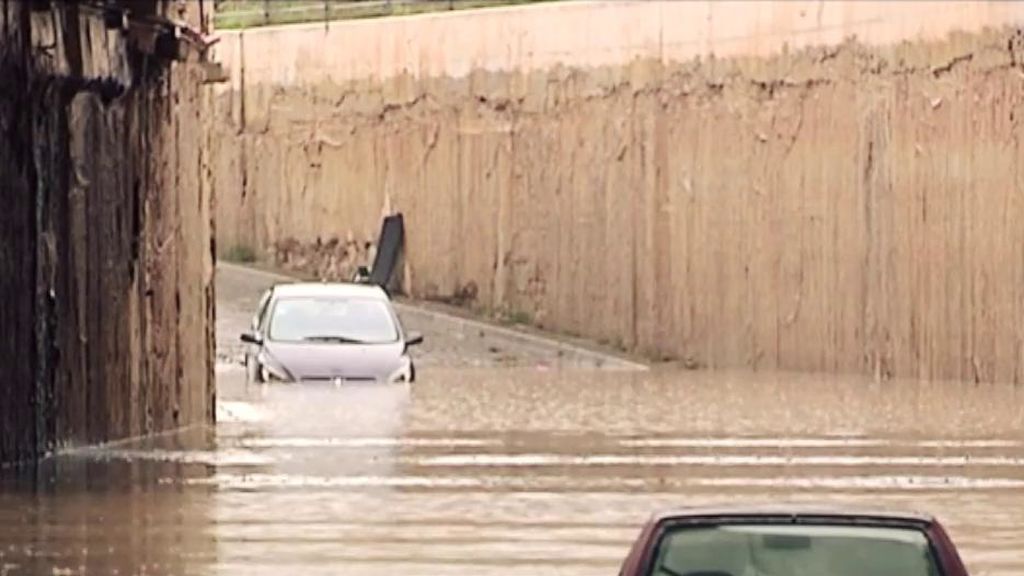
0;0;215;463
211;1;1024;383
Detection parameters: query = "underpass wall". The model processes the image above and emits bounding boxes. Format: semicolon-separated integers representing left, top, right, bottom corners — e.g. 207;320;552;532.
211;1;1024;383
0;1;215;463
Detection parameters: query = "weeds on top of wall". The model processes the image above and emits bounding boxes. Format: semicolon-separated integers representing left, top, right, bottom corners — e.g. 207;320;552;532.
213;0;562;29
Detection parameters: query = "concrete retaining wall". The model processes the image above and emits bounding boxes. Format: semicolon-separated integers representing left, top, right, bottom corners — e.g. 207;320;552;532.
210;1;1024;383
0;1;215;463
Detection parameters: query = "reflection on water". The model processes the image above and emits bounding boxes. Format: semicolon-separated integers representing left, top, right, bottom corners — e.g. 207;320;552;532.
2;368;1024;575
0;428;216;576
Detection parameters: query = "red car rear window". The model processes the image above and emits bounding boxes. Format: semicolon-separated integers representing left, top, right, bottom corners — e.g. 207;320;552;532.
651;523;943;576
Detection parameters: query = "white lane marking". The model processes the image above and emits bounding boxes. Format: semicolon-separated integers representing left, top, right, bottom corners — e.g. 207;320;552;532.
184;473;1024;491
220;435;1024;450
618;438;1024;449
688;476;1024;490
187;474;483;489
415;453;1024;468
235;437;502;449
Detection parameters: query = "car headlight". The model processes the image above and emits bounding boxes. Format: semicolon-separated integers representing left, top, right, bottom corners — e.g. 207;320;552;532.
257;352;293;383
388;357;413;383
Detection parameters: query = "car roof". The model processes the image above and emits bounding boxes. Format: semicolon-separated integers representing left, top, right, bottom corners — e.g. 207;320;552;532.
270;282;389;300
649;503;935;525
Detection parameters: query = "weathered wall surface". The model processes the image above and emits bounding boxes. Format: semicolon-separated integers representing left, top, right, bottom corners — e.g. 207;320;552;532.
1;0;215;463
211;1;1024;383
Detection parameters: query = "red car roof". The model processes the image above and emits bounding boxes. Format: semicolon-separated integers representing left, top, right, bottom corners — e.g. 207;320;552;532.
648;503;936;525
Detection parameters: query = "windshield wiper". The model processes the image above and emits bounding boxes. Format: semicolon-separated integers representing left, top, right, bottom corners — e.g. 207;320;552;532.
302;335;368;344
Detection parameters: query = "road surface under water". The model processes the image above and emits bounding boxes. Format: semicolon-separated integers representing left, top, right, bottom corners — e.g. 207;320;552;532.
2;368;1024;576
2;265;1022;575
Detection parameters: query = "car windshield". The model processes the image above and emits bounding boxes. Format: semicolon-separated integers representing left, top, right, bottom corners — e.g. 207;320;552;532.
267;296;399;344
651;522;942;576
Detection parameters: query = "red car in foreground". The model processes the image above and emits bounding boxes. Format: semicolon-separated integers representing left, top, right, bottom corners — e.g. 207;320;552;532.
619;505;967;576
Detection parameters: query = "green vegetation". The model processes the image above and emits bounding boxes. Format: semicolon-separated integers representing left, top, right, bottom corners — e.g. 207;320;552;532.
221;244;257;263
213;0;562;29
500;309;533;326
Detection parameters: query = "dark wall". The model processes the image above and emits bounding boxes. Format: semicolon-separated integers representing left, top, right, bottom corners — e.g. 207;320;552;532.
0;0;37;463
0;0;214;464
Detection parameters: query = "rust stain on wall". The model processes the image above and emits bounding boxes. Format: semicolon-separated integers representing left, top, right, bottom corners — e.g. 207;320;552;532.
211;18;1024;384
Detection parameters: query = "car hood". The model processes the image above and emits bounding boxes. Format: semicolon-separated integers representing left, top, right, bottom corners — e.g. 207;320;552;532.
263;340;405;381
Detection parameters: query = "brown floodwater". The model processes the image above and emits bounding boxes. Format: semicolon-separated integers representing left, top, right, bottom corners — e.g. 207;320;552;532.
2;367;1023;576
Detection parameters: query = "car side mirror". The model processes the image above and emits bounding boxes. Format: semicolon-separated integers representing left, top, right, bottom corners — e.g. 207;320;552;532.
405;332;424;347
240;331;263;345
353;266;371;283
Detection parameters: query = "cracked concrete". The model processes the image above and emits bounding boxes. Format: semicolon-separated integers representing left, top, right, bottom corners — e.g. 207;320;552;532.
210;2;1024;383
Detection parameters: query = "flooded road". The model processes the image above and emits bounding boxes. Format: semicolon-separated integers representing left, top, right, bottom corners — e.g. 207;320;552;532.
2;266;1023;575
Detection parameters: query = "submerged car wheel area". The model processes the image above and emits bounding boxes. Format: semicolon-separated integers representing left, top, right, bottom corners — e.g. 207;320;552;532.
619;506;968;576
240;282;423;384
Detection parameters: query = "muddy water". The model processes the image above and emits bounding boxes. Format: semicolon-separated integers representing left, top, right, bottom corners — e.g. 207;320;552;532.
2;368;1024;576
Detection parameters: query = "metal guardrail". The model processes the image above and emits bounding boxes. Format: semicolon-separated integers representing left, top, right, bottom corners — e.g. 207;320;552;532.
212;0;555;29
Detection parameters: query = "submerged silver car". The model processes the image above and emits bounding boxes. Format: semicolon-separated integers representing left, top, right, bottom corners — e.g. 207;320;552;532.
240;282;423;384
